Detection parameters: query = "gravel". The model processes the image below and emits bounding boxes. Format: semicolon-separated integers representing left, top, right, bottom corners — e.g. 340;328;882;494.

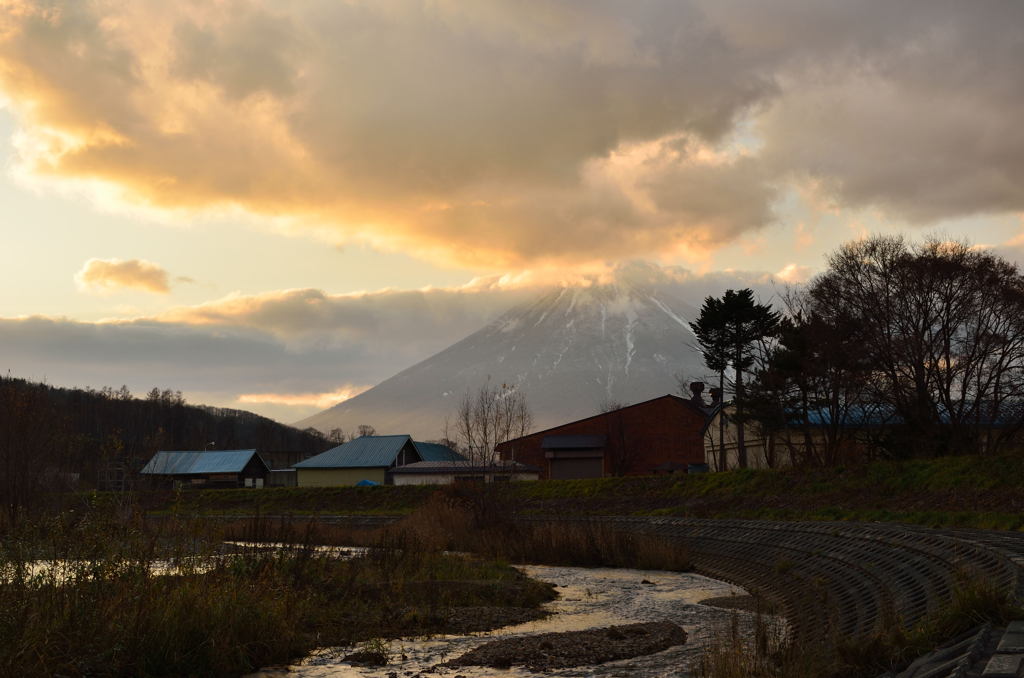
442;621;687;672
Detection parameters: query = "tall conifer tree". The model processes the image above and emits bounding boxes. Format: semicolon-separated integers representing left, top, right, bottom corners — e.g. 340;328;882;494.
691;289;779;468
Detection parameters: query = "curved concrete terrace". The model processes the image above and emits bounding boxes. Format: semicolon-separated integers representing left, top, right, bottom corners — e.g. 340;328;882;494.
550;517;1024;646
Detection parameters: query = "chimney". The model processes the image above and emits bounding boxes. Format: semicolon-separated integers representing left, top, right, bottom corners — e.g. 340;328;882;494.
709;387;722;406
689;381;705;405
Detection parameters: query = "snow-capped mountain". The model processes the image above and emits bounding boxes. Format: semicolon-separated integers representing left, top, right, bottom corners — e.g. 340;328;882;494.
296;270;708;439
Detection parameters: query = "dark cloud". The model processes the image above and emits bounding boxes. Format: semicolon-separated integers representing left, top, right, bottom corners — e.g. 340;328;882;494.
733;0;1024;221
1;1;1021;265
0;316;366;397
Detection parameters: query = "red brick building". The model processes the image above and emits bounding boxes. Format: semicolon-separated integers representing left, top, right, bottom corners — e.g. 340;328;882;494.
495;394;710;479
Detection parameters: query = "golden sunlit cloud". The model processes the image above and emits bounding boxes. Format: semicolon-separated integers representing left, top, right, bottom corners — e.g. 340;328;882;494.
775;263;813;284
238;386;367;410
0;1;778;270
75;258;171;294
1;2;1023;272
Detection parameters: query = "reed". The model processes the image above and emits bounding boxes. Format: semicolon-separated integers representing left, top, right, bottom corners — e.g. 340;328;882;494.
395;487;691;571
0;507;553;677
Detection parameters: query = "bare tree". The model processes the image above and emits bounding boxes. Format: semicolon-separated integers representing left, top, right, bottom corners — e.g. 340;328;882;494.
747;288;878;468
356;424;376;438
808;235;1024;456
452;379;533;464
327;428;347;444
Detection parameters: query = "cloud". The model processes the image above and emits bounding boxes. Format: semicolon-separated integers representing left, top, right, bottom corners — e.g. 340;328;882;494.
4;2;1022;268
75;258;171;294
1;261;791;420
238;386;367;410
0;1;779;267
151;283;540;368
736;1;1024;223
775;263;812;284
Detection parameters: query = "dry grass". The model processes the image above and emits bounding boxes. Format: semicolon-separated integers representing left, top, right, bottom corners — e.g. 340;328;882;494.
392;486;691;571
0;506;554;677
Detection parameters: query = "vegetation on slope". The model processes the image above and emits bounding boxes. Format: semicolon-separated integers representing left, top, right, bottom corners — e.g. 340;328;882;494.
141;454;1024;531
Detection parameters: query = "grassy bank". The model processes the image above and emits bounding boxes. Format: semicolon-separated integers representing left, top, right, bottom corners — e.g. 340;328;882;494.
222;487;692;572
0;511;554;677
133;454;1024;531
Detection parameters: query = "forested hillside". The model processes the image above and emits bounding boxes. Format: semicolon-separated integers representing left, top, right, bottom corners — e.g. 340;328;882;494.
0;375;330;522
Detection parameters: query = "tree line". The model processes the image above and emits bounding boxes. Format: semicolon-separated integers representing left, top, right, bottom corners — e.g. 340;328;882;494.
692;235;1024;468
0;376;331;524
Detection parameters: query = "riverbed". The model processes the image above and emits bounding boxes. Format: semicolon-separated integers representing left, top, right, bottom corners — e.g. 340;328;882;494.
250;564;765;678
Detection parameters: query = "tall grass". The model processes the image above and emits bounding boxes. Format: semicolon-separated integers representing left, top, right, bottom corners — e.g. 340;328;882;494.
394;486;691;571
0;506;554;677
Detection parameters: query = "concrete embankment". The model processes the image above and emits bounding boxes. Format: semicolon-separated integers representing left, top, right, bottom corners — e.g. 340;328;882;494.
563;517;1024;645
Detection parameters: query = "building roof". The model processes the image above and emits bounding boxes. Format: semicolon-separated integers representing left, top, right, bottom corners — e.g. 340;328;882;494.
390;459;541;474
498;394;710;449
293;435;418;469
140;450;266;475
541;434;606;449
413;441;466;462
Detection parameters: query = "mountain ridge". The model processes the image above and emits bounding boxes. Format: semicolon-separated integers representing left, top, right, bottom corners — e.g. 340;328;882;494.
297;271;708;439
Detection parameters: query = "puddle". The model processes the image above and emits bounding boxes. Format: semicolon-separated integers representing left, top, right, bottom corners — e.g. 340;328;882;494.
249;564;766;678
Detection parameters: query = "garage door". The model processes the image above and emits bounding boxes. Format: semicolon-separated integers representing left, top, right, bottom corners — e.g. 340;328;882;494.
549;457;603;480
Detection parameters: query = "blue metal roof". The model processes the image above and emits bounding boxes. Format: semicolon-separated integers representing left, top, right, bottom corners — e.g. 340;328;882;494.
293;435;418;469
140;450;264;475
797;405;897;428
413;441;466;462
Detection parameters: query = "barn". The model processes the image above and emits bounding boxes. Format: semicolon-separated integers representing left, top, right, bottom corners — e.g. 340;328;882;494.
292;435;465;486
139;449;270;488
495;394;710;479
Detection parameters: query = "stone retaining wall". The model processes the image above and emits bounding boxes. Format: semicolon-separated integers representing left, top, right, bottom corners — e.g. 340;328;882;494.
563;517;1024;644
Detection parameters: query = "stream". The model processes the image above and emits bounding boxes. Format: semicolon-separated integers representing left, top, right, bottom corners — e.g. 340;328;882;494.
250;564;766;678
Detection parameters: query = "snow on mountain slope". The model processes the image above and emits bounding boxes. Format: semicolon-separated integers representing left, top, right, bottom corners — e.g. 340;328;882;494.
296;273;707;439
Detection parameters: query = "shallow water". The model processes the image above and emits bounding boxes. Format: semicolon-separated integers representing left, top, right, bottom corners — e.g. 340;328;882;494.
249;564;763;678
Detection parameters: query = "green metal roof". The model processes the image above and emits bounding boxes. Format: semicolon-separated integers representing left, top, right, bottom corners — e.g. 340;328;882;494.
140;450;265;475
293;435;418;469
413;441;466;462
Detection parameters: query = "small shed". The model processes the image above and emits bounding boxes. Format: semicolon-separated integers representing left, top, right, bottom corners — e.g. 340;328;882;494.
140;449;270;488
390;460;540;486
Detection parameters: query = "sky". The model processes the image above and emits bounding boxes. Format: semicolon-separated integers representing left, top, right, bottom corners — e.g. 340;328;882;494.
2;0;1024;424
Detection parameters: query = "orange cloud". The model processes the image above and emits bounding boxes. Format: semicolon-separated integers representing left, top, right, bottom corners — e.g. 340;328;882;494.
4;2;1023;270
0;2;779;270
238;386;366;410
75;258;171;294
775;263;813;284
